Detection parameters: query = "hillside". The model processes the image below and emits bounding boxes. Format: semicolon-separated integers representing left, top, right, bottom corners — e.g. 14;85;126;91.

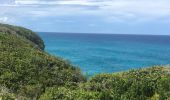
0;24;170;100
0;24;44;50
0;24;85;99
40;66;170;100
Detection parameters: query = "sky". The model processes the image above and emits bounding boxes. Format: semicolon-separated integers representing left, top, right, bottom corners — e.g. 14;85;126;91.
0;0;170;35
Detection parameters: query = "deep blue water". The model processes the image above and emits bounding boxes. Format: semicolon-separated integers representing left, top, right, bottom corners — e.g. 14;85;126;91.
39;32;170;76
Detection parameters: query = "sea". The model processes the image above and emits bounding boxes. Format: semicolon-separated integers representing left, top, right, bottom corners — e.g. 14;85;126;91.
39;32;170;76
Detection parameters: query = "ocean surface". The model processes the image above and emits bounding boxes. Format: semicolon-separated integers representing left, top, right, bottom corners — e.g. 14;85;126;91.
39;32;170;76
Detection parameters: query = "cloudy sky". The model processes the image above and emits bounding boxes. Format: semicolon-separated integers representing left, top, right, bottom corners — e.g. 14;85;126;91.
0;0;170;35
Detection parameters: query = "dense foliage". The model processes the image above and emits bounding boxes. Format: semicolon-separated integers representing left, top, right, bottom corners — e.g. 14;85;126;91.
0;23;44;50
0;31;85;99
40;67;170;100
0;24;170;100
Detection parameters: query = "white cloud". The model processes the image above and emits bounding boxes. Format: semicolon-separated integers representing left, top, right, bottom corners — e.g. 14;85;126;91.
14;0;99;6
0;17;8;23
15;0;45;5
100;1;170;17
0;0;170;23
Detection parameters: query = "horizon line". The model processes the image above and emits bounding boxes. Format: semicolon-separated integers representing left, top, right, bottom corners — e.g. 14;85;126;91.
37;31;170;36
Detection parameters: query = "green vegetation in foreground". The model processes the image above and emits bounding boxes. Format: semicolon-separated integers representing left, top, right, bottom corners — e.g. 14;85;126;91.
0;24;170;100
40;67;170;100
0;24;85;100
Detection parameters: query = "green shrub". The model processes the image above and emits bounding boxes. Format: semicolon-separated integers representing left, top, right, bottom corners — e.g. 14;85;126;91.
0;86;16;100
40;87;100;100
158;77;170;100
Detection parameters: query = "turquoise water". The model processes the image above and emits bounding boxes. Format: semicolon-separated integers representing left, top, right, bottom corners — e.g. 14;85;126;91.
39;33;170;76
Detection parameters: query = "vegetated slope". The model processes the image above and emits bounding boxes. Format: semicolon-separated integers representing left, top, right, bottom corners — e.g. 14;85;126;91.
0;26;85;99
0;24;170;100
40;66;170;100
0;23;44;50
